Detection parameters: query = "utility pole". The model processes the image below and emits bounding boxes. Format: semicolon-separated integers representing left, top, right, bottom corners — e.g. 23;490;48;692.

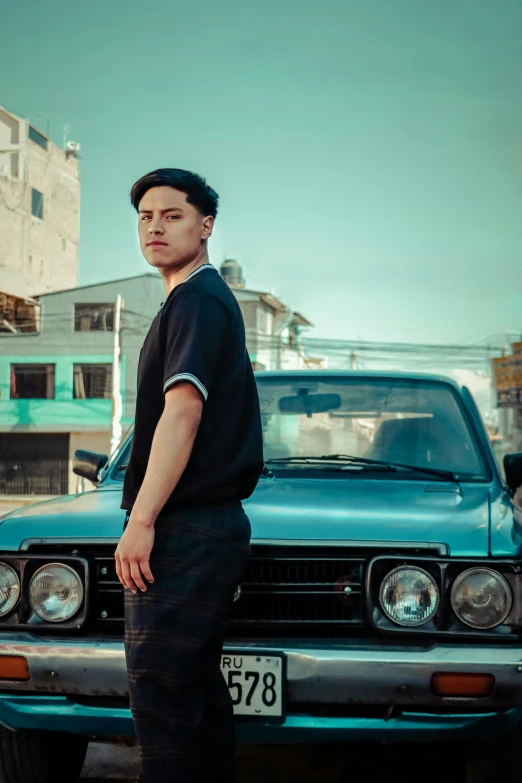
498;334;513;451
110;295;124;456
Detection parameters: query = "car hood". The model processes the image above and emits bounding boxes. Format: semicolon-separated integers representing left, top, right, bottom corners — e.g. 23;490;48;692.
0;477;499;557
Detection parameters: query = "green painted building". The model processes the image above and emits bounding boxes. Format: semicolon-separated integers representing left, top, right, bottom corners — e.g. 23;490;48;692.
0;274;161;495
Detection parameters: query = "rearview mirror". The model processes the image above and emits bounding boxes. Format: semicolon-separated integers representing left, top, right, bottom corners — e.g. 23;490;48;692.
72;450;109;485
278;391;342;417
504;452;522;493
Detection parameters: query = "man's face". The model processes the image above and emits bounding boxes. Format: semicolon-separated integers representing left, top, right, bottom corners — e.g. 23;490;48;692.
137;186;213;271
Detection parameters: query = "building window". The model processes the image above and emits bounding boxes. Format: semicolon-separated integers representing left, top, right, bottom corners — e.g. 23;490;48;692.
73;364;112;399
61;238;66;251
74;303;115;332
256;307;268;334
28;126;48;150
10;365;55;399
31;188;44;219
256;306;274;336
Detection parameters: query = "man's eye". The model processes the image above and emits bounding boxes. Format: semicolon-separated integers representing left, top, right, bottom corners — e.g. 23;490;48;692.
140;216;151;221
167;215;180;220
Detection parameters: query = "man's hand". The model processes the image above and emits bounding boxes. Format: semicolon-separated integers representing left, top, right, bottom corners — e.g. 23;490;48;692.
115;519;155;593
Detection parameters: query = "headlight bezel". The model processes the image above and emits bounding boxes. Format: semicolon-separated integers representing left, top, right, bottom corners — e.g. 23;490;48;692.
0;555;88;631
379;564;440;628
28;562;84;624
368;556;520;638
0;562;21;618
450;567;513;630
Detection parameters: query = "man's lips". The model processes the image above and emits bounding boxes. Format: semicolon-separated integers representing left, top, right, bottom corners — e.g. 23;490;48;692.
147;240;168;246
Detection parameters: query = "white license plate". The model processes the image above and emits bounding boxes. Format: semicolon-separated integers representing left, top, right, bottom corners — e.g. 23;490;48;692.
220;652;285;719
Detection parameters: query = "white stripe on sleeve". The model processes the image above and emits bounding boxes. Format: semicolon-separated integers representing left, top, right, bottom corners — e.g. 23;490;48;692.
163;373;208;401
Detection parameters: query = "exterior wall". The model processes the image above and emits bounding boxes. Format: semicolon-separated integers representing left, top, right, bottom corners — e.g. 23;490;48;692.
0;353;126;432
0;109;25;178
233;289;286;369
37;273;165;422
27;140;79;296
0;105;79;300
234;290;261;360
0;274;164;432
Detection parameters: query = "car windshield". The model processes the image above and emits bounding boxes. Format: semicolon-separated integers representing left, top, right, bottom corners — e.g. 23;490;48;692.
108;376;487;483
257;376;487;480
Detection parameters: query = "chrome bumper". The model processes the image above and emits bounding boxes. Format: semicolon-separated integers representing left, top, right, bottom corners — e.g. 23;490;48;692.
1;637;522;709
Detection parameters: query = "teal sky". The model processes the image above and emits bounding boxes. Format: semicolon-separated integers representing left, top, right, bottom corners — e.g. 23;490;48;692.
2;0;522;343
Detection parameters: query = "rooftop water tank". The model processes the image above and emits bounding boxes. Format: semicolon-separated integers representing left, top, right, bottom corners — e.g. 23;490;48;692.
219;259;245;288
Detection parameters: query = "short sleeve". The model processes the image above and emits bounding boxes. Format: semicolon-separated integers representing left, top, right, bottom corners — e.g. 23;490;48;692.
160;291;228;402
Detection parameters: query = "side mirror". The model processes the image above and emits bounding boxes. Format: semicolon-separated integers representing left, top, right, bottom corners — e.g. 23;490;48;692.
72;450;109;485
503;453;522;493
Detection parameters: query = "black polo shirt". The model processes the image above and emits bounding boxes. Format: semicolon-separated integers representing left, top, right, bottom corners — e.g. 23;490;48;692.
121;264;263;512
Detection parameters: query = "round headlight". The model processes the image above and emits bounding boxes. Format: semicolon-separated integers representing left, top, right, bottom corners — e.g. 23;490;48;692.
29;563;83;623
0;563;20;617
380;566;439;627
451;568;512;629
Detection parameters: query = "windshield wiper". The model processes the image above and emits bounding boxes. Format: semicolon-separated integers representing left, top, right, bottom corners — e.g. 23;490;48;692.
265;454;459;483
265;456;396;473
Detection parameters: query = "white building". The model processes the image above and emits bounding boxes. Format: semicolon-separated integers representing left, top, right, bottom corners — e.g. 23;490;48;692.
0;104;80;332
220;259;314;370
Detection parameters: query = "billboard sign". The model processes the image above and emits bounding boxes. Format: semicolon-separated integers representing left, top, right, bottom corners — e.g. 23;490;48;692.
492;352;522;408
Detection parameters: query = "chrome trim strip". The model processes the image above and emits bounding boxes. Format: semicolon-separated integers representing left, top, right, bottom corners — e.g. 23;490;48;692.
20;538;120;551
20;537;449;555
250;539;449;555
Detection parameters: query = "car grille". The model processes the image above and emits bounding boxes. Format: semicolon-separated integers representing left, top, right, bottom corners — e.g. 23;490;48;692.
92;544;367;639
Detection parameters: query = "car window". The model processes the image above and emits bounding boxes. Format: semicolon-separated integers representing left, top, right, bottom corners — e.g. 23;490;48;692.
257;377;487;479
102;427;133;482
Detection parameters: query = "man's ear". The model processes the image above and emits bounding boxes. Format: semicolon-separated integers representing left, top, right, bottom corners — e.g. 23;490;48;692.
202;215;214;241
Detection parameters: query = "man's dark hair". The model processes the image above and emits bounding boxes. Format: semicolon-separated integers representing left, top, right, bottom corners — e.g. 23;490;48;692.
130;168;219;219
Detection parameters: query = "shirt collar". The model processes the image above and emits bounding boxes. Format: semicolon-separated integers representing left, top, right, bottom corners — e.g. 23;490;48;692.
158;264;215;310
183;263;215;283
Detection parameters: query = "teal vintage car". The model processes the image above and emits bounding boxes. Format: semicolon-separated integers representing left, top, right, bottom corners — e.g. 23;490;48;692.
0;370;522;782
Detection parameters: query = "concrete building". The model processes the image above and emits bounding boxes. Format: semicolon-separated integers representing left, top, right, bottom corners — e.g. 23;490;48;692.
221;259;313;370
0;104;80;332
0;263;312;496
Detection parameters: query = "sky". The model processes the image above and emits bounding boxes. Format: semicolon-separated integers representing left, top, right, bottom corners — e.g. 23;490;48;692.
1;0;522;344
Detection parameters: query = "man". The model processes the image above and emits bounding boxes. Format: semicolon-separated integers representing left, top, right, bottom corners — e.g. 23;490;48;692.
116;168;263;783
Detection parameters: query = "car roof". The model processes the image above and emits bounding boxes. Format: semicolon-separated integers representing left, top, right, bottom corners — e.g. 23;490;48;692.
254;369;461;389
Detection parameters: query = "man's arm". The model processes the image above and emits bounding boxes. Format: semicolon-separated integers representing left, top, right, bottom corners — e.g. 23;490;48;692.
115;383;203;593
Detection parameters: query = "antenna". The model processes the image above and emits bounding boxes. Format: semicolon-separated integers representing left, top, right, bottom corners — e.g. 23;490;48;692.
37;113;60;138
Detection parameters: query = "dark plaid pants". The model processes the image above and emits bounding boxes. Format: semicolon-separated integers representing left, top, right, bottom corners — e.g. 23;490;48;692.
123;502;251;783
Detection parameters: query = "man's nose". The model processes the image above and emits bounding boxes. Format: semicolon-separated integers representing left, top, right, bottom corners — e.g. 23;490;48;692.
148;220;164;234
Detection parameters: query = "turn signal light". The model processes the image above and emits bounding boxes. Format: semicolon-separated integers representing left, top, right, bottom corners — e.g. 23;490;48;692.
432;672;494;698
0;656;30;681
